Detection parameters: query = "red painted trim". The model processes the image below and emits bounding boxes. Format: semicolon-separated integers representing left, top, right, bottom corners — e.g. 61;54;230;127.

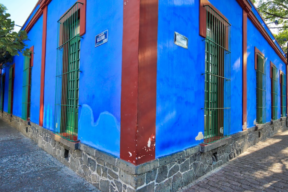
271;62;275;119
120;0;140;165
236;0;286;64
11;64;15;115
25;9;43;33
21;1;40;31
280;70;283;116
30;46;34;67
254;47;264;70
137;0;158;165
121;0;157;165
199;0;229;38
242;10;247;130
78;0;86;36
39;6;48;127
24;0;52;33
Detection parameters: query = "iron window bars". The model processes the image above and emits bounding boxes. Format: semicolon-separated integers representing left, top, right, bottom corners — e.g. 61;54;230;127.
281;72;286;117
22;54;32;121
0;73;4;112
256;53;266;124
271;65;278;120
204;5;231;144
8;65;14;115
55;2;83;142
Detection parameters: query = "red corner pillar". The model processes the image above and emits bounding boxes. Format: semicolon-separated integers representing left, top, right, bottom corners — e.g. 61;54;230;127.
240;1;251;131
120;0;158;165
242;10;248;131
39;1;49;126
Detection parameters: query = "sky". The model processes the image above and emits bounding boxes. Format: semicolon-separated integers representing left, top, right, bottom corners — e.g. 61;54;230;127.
0;0;38;31
0;0;280;35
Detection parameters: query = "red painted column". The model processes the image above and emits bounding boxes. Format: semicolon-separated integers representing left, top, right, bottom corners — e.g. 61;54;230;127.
39;6;48;126
120;0;158;165
242;10;248;130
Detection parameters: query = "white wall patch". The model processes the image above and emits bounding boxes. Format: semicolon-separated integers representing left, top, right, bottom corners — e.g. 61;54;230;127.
195;132;204;141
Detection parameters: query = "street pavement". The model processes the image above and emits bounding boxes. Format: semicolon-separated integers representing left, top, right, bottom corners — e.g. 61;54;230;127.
0;119;99;192
183;130;288;192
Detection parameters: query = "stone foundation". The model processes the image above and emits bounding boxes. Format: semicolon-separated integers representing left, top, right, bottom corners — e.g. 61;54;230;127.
1;111;287;192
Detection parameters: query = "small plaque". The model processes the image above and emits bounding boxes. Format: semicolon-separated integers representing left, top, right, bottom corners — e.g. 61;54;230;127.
95;30;108;47
174;32;188;49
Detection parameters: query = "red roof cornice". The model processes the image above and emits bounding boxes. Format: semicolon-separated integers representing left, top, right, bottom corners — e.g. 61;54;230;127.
236;0;287;64
23;0;52;33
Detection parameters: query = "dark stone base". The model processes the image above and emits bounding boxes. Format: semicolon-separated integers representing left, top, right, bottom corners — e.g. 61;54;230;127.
1;112;287;192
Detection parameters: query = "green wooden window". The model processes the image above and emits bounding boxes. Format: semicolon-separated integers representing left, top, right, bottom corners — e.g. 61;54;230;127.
281;73;286;117
8;66;14;114
272;65;278;120
22;55;32;120
0;73;4;112
55;2;81;142
256;54;266;124
204;5;231;143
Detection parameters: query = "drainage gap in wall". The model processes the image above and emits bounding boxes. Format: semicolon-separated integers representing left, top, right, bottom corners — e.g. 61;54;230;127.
212;152;218;164
26;127;28;133
258;131;261;138
64;149;69;159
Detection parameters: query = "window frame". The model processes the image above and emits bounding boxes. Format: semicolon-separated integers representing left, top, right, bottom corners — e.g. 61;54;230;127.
8;64;15;115
22;46;34;121
254;47;266;124
280;70;286;117
270;62;278;120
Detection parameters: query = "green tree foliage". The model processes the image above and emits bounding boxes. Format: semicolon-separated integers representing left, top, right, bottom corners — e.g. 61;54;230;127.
0;4;29;66
255;0;288;52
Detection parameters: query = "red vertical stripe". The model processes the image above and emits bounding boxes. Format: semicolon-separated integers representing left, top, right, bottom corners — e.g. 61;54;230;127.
78;0;86;36
39;6;47;126
120;0;140;165
242;10;247;130
121;0;157;165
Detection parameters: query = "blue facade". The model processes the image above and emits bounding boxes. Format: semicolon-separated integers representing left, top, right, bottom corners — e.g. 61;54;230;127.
247;18;286;128
3;0;287;162
43;0;123;156
156;0;243;158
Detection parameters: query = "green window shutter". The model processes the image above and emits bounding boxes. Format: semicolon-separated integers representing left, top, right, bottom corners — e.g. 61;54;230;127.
8;67;13;114
256;54;266;124
204;6;231;143
0;74;3;111
22;56;30;120
272;66;278;120
55;2;81;142
282;74;286;117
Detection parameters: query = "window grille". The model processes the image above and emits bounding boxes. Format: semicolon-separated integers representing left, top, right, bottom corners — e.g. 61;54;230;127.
0;73;4;112
55;2;82;142
22;55;32;120
256;54;266;124
272;65;278;120
8;66;14;114
281;73;286;117
204;5;231;143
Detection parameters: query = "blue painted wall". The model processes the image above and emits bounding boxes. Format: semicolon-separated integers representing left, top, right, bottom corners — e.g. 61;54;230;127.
44;0;122;156
247;18;286;128
3;16;43;124
22;4;40;30
250;6;285;56
156;0;243;158
4;0;287;160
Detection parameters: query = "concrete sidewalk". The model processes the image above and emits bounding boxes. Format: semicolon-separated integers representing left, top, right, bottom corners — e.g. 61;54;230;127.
183;130;288;192
0;120;98;192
